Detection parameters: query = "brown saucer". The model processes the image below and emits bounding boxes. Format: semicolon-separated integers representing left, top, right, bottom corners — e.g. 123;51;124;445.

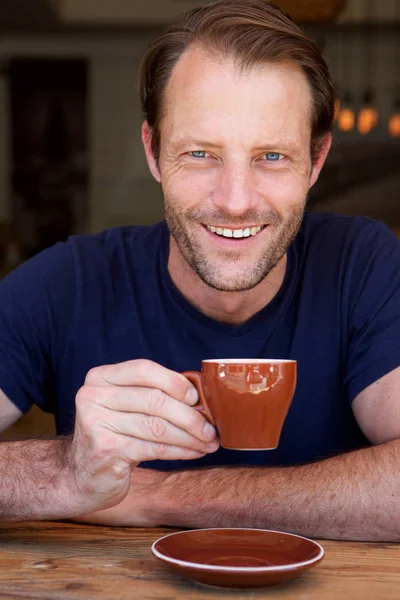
152;528;324;588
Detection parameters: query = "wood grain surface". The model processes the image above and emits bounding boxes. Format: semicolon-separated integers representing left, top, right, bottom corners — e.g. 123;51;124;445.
0;521;398;599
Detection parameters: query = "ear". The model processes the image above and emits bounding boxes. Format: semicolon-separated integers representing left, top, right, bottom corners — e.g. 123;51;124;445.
141;121;161;183
309;133;332;189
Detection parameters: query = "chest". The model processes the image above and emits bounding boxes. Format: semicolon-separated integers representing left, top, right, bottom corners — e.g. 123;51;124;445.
54;288;348;455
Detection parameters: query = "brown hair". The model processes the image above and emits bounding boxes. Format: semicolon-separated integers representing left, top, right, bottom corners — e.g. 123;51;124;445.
138;0;336;162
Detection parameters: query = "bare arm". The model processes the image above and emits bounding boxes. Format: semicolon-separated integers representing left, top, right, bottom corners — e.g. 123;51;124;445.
0;435;83;521
153;439;400;541
0;388;81;521
82;368;400;541
0;360;218;522
156;367;400;540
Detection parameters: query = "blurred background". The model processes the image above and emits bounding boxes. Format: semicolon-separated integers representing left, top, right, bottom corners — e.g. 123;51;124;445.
0;0;399;435
0;0;399;272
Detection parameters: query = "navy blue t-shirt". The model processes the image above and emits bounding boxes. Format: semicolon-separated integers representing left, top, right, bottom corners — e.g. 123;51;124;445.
1;212;400;470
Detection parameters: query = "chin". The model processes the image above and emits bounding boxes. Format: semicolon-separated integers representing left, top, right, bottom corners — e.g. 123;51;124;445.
196;267;268;293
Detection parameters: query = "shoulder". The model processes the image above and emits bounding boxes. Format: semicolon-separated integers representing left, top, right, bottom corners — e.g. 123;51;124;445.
0;221;167;309
68;221;166;262
301;211;395;241
0;239;74;309
66;221;167;285
298;212;399;260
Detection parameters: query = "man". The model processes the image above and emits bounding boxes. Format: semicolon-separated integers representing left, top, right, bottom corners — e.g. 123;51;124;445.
1;0;400;540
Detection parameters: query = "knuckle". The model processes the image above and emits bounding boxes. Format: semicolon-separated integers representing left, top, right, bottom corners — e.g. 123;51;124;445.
147;415;168;441
148;389;167;415
84;365;104;385
75;385;92;410
133;358;153;379
75;384;107;410
75;388;108;431
187;409;204;434
149;441;168;459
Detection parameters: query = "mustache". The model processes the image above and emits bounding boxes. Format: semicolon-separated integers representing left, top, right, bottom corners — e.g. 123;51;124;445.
187;207;281;227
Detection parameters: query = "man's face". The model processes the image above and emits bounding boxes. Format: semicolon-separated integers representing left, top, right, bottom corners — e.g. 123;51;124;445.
144;46;325;292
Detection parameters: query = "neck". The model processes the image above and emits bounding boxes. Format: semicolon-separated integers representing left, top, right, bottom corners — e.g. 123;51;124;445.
167;236;287;326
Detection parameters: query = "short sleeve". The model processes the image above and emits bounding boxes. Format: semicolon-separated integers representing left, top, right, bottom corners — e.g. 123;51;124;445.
0;242;75;413
344;222;400;402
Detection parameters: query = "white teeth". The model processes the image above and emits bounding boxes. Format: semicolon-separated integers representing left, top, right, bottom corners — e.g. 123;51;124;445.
207;225;264;238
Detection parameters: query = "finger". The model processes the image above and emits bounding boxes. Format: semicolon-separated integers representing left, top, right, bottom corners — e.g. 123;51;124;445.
93;386;217;443
121;438;213;463
85;360;197;405
98;408;219;454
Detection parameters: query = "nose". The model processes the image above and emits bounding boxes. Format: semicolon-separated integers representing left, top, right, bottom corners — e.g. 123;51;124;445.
212;162;259;217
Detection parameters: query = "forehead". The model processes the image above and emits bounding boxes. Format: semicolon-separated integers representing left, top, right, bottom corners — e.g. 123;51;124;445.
161;45;313;148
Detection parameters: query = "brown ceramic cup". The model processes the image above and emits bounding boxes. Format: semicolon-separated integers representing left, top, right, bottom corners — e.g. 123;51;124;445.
183;359;297;450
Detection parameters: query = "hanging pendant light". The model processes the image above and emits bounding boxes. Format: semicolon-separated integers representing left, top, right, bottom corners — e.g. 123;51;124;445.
358;88;379;135
357;0;378;135
336;30;355;132
331;30;342;123
338;92;355;132
388;96;400;137
388;2;400;137
331;34;340;122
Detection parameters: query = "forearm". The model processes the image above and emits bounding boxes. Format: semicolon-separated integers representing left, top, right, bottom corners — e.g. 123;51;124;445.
156;440;400;541
0;437;81;521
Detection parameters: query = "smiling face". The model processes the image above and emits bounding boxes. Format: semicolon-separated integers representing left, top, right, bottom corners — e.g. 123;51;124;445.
143;45;330;293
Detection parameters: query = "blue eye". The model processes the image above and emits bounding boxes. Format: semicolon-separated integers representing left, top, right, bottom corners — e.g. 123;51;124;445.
265;152;281;161
190;151;207;158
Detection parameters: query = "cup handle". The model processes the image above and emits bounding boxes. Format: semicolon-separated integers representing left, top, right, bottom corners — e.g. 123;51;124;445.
182;371;215;426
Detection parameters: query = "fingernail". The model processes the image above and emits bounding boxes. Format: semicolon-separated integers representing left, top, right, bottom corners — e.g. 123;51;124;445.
203;422;217;441
185;387;198;405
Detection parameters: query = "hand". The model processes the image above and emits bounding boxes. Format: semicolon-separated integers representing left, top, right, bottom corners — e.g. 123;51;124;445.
67;359;219;516
73;467;171;527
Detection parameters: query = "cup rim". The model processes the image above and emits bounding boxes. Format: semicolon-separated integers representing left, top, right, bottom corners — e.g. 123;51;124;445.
202;359;296;364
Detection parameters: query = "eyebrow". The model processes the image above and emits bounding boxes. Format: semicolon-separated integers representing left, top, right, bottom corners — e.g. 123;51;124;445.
170;137;300;151
170;137;303;157
170;138;223;150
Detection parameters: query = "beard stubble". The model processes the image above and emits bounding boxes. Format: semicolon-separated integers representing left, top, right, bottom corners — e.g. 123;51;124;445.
164;193;307;292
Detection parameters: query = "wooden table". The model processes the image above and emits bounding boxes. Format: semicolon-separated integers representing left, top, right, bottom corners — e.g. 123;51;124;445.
0;521;398;599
